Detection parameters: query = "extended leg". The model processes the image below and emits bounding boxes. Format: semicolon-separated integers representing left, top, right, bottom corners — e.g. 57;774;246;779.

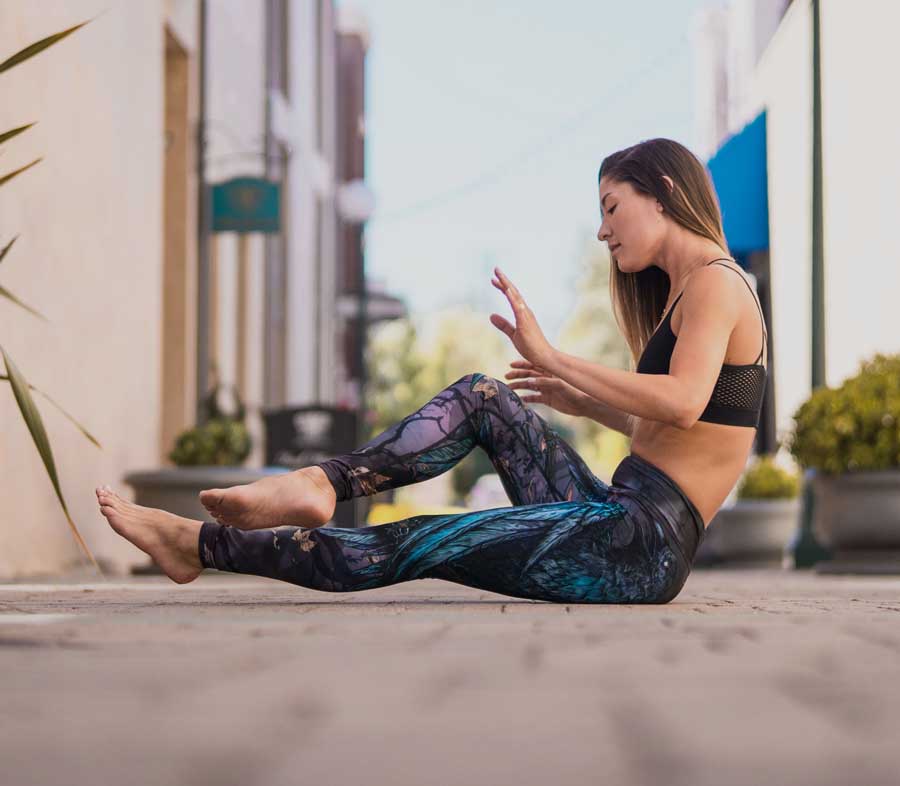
198;496;680;604
317;372;607;507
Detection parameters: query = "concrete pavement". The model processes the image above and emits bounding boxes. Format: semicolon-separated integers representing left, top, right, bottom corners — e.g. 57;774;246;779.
2;567;899;786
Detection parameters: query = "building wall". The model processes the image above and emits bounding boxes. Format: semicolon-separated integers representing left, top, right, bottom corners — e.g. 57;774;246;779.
749;0;900;443
747;0;813;446
0;0;361;578
205;0;268;466
817;0;900;384
277;0;341;408
0;1;167;577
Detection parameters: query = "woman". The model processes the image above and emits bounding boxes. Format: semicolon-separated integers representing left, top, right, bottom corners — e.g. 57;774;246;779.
96;138;767;604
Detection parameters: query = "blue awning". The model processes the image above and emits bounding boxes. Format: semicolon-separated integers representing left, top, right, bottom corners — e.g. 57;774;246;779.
706;110;769;265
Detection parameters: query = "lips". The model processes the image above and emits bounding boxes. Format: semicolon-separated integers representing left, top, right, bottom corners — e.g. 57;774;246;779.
610;243;621;253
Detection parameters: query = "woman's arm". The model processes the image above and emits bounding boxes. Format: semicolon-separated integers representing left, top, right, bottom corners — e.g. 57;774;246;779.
580;396;637;437
540;267;741;429
542;354;688;428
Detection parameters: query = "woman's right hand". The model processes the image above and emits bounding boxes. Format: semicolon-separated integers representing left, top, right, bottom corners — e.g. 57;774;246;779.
504;359;589;417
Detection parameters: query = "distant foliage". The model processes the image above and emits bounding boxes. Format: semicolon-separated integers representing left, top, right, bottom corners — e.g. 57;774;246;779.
168;418;251;466
736;455;800;500
788;353;900;473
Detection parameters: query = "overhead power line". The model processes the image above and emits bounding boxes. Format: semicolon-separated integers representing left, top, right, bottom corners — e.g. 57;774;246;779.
371;32;690;225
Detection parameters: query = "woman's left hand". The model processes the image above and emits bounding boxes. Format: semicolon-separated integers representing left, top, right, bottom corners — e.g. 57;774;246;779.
489;267;555;368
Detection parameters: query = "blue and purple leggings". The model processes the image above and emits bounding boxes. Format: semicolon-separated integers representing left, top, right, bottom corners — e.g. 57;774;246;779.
198;373;706;604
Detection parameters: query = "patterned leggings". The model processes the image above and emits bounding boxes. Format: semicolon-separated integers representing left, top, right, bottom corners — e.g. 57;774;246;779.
198;373;696;604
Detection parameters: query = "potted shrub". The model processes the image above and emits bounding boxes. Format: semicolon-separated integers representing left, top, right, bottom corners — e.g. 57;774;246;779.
695;454;801;566
787;352;900;573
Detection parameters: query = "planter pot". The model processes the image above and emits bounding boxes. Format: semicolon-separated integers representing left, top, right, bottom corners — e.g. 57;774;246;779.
124;466;292;521
694;498;800;567
811;468;900;574
123;466;291;575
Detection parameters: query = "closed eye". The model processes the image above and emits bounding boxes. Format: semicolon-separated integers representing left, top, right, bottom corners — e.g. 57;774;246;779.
608;205;617;214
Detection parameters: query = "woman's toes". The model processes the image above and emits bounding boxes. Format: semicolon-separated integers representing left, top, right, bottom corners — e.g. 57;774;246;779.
199;489;223;509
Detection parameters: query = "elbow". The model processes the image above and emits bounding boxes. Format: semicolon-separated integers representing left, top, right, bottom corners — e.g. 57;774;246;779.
672;401;702;431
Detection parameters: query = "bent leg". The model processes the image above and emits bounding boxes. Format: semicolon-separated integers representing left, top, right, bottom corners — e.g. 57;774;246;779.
198;497;681;604
316;372;607;507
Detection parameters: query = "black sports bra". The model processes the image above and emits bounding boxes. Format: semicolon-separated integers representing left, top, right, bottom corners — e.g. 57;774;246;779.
636;258;768;428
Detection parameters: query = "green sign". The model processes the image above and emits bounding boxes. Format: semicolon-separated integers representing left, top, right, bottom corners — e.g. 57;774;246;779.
211;177;281;233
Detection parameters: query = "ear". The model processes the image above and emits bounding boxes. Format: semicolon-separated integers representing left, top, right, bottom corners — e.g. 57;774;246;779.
660;175;675;194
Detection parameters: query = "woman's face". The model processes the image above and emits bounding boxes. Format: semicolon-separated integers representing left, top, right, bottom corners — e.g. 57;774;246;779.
596;176;666;271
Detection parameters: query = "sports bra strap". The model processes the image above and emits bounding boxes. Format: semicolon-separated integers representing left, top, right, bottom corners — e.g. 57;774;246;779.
705;259;768;364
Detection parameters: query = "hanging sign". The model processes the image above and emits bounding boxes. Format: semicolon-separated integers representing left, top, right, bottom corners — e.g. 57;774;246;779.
211;177;281;233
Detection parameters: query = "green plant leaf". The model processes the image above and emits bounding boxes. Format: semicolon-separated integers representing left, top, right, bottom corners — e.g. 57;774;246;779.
0;157;41;187
0;284;49;321
0;344;104;576
0;122;37;146
0;373;102;449
0;21;90;74
0;234;18;265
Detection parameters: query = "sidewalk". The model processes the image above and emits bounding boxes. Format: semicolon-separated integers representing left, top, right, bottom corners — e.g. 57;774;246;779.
2;568;899;786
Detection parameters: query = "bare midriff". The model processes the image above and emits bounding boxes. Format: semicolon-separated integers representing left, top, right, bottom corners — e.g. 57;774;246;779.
629;417;757;529
627;279;767;529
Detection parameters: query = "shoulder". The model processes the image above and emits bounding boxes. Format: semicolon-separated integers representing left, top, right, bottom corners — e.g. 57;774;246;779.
674;263;744;331
680;263;745;309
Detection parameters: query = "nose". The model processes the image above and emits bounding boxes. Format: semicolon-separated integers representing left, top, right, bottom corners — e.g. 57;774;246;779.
597;220;611;243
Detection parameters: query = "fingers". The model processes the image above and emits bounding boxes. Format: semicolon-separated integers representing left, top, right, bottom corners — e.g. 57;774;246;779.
494;267;523;302
508;378;546;392
505;368;550;381
489;313;515;337
492;267;528;314
510;359;546;371
507;359;551;380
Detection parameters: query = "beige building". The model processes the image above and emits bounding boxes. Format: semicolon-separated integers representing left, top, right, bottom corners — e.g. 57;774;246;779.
0;0;373;578
692;0;900;454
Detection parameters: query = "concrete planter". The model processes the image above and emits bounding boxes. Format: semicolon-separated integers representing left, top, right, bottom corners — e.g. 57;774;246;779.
123;466;292;521
694;498;800;567
123;466;291;574
811;468;900;574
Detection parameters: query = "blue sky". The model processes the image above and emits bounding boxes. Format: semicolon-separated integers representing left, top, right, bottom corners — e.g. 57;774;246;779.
337;0;725;340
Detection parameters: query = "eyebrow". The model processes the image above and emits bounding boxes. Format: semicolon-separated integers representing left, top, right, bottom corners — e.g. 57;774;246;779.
600;192;615;208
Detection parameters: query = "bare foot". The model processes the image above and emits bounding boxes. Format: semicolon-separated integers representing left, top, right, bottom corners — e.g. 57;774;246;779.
95;485;203;584
198;466;337;531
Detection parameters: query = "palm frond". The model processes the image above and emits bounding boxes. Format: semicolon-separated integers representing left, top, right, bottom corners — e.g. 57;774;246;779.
0;21;90;74
0;122;37;146
0;373;102;449
0;235;18;265
0;285;49;321
0;157;42;187
0;345;104;576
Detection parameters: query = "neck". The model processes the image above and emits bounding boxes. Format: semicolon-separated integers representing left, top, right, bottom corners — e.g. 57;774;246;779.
655;232;730;295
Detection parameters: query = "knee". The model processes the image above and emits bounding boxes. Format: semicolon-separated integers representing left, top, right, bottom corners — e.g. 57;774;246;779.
454;372;514;403
453;371;507;390
455;371;489;386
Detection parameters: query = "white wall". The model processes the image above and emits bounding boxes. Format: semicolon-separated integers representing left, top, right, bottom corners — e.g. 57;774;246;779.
749;0;813;446
750;0;900;444
0;1;166;577
205;0;268;465
818;0;900;383
279;0;339;407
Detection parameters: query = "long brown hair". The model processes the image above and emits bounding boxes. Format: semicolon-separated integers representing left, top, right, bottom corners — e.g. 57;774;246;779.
598;138;729;368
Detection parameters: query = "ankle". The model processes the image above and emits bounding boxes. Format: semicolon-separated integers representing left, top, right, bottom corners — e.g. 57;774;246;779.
305;464;330;486
175;519;203;569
